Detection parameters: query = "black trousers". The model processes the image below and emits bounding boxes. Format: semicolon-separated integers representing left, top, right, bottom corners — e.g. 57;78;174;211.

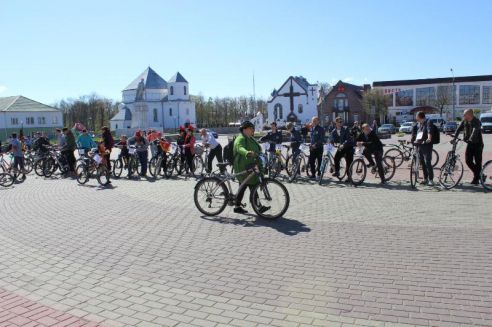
235;183;260;207
364;149;385;182
207;144;223;173
419;144;434;181
465;143;483;181
334;147;354;174
308;146;323;176
185;149;194;172
62;150;76;172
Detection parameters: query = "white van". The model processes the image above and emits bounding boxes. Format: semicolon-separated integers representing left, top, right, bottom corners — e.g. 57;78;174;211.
480;112;492;133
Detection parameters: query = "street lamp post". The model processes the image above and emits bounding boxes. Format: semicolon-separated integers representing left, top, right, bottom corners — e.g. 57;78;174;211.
450;68;456;121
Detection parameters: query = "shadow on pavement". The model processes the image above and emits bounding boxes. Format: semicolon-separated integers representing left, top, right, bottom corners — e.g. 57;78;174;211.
200;215;311;236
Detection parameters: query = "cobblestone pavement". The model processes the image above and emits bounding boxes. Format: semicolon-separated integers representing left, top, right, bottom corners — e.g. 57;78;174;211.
0;136;491;327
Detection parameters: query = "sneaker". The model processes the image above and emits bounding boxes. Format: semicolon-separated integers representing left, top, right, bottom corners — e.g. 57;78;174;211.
427;180;434;186
380;180;386;185
419;180;428;185
332;171;340;178
233;207;248;214
470;179;479;185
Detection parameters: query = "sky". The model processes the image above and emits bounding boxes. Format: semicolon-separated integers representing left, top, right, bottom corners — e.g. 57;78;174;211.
1;0;491;105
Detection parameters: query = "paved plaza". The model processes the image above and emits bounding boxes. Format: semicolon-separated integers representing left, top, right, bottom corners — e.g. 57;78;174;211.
0;135;492;327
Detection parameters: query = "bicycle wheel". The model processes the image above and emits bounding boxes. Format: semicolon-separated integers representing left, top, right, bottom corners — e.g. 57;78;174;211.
338;157;347;181
14;171;26;183
34;158;45;176
112;159;123;178
148;157;158;177
288;155;301;183
193;177;229;216
480;160;492;191
0;173;14;187
410;158;418;189
250;178;290;219
96;166;111;186
432;149;440;167
24;158;33;174
384;148;404;168
381;156;396;181
149;157;163;180
439;157;464;190
43;157;56;177
193;156;204;176
285;155;293;176
349;159;367;186
318;157;327;185
75;164;89;184
164;158;174;178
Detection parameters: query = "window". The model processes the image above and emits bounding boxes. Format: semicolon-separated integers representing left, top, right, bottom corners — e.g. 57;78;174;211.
416;87;436;106
26;117;35;125
395;89;413;106
333;93;348;112
459;85;480;105
386;94;394;107
274;103;283;120
169;108;173;116
483;86;492;104
153;108;158;122
437;85;455;105
184;86;187;95
186;108;189;115
11;117;19;125
53;116;58;124
116;124;119;129
170;86;174;95
298;104;303;114
37;117;46;125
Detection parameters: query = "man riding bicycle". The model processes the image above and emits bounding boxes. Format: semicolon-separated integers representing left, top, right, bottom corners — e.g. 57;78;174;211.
331;117;354;180
356;124;386;184
259;122;283;156
286;122;302;159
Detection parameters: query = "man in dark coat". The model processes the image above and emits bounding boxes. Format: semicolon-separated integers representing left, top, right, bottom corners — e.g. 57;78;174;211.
331;117;354;179
356;124;386;183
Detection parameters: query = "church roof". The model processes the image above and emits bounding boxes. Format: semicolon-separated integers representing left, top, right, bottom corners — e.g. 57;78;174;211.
110;106;132;121
169;72;188;83
123;67;168;91
0;96;60;112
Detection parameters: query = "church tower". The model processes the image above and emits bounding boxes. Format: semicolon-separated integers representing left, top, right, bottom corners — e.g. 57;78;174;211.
168;72;189;101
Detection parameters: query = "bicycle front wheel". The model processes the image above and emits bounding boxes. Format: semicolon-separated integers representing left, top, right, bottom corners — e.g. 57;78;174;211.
148;157;158;177
250;178;290;219
439;157;464;190
112;159;123;178
193;177;228;216
384;148;404;168
480;160;492;191
43;157;56;177
318;157;327;185
96;166;111;186
24;158;33;174
410;158;418;189
193;156;204;176
349;159;367;186
0;173;14;187
75;164;89;184
34;158;45;176
432;149;440;167
381;156;396;181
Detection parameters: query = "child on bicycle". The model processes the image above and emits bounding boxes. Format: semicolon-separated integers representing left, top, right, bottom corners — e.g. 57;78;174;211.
115;135;129;168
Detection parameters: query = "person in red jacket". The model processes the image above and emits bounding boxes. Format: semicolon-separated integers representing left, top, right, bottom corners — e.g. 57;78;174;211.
183;125;196;174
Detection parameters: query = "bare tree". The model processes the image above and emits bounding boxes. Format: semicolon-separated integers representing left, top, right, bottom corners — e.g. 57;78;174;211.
362;89;389;123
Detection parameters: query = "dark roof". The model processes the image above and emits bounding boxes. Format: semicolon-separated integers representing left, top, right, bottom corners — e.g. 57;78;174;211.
373;74;492;87
0;96;60;112
124;67;168;91
110;106;132;121
169;72;188;83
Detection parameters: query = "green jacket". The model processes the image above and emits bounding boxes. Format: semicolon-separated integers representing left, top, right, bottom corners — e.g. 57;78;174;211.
233;133;262;185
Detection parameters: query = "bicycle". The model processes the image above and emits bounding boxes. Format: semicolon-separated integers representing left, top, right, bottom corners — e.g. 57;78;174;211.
480;159;492;191
438;137;464;190
193;154;290;219
0;172;14;187
0;153;27;183
262;143;290;179
349;146;396;186
75;148;111;186
385;139;439;168
409;143;423;189
318;143;347;185
126;146;142;178
165;144;200;178
149;148;170;179
288;143;310;183
41;146;71;178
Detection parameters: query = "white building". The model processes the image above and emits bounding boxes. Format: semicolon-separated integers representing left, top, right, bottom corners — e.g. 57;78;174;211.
111;67;196;133
0;96;63;141
373;75;492;123
267;76;318;126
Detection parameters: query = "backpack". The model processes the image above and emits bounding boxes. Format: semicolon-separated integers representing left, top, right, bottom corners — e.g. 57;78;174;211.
223;136;236;163
428;121;440;144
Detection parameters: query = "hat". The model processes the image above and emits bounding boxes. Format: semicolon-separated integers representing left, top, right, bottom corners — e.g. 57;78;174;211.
239;121;255;131
179;126;186;132
135;130;142;137
187;125;194;132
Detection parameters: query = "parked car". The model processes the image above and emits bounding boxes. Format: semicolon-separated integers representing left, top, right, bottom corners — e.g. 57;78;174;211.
443;121;458;133
399;122;414;134
206;129;218;139
480;112;492;133
378;124;396;134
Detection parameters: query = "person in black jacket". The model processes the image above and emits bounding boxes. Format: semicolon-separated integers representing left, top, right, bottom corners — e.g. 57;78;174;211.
101;126;114;171
260;122;283;153
308;116;325;178
331;117;354;179
286;122;302;159
357;124;386;184
453;109;484;184
411;112;434;186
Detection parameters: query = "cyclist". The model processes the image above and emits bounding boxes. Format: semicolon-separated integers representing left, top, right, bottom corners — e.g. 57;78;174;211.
351;121;362;140
183;125;196;175
77;129;96;154
260;122;283;156
331;117;354;180
128;130;149;177
453;108;484;185
411;111;434;186
200;128;224;174
286;122;302;160
61;127;77;175
356;124;386;184
115;135;129;168
233;121;268;214
101;126;114;170
308;116;325;179
9;133;25;173
32;132;50;155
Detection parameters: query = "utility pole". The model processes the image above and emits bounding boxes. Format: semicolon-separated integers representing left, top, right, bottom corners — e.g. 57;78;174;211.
450;68;456;121
252;71;256;117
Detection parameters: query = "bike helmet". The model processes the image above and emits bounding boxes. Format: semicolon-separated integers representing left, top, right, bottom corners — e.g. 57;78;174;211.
239;120;255;132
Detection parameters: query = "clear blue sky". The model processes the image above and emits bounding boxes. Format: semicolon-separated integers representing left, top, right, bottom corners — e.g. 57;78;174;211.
1;0;491;105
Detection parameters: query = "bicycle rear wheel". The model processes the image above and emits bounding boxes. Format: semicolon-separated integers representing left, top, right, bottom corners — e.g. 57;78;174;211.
410;158;418;189
148;157;158;177
0;173;14;187
384;148;404;168
193;156;204;176
164;158;174;178
349;159;367;186
439;157;464;190
75;164;89;184
112;159;123;178
432;149;440;167
480;160;492;191
338;157;347;181
318;157;327;185
250;178;290;219
193;177;228;216
96;166;111;186
381;156;396;181
288;155;301;183
24;158;33;174
34;158;45;176
43;157;56;177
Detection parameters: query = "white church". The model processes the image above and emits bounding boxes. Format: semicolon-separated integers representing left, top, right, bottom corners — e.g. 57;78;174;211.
110;67;196;133
267;76;318;126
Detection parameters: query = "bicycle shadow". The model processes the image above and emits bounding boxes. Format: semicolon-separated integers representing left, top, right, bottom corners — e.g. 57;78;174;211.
200;215;311;236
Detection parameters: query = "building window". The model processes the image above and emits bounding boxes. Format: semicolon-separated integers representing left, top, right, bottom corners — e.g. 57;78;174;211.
37;117;46;125
386;94;394;107
170;86;174;95
169;108;173;116
298;104;303;114
333;93;348;112
184;86;187;95
186;108;189;115
459;85;480;105
395;89;413;106
153;108;158;122
416;87;436;106
11;118;19;125
483;86;492;104
437;85;456;105
52;116;58;124
274;103;283;120
353;114;359;122
26;117;35;125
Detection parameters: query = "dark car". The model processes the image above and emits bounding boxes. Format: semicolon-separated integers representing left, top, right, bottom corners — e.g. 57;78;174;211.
443;121;458;133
